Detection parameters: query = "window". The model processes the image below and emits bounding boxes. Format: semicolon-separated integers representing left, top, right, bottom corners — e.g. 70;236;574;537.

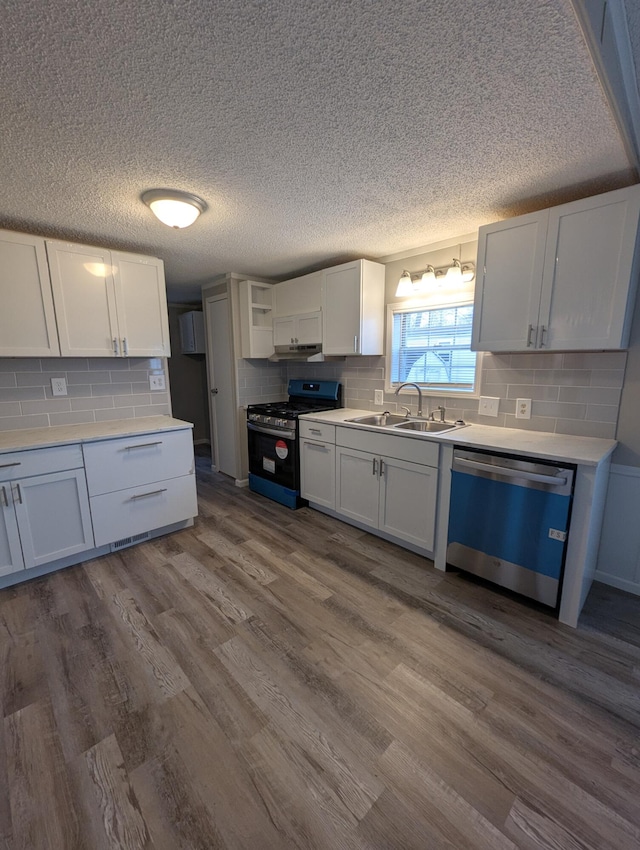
389;302;478;394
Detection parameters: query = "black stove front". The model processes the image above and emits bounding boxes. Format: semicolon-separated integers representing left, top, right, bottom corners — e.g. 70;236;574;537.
247;380;341;509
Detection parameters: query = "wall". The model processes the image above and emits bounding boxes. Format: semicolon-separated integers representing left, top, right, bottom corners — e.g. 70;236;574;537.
0;357;171;430
166;305;210;443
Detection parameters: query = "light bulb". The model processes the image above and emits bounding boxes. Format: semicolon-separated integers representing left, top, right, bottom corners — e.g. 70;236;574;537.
395;270;414;297
445;259;463;281
142;189;207;229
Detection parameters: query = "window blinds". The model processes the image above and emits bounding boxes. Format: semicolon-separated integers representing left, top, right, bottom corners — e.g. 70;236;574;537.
390;303;476;390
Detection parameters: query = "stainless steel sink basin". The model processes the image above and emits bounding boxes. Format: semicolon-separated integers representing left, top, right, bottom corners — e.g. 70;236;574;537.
346;413;408;427
393;420;462;433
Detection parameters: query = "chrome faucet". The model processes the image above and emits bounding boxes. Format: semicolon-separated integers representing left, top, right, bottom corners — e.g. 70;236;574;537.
394;382;424;417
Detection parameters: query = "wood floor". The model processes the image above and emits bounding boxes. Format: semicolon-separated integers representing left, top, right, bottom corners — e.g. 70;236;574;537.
1;458;640;849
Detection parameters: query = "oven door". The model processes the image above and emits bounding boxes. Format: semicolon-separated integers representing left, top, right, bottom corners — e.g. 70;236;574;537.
247;423;299;489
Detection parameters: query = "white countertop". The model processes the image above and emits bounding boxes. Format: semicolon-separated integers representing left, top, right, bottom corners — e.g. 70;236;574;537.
300;408;616;466
0;416;193;454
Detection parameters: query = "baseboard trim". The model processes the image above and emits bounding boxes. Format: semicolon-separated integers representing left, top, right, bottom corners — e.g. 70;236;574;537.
593;572;640;597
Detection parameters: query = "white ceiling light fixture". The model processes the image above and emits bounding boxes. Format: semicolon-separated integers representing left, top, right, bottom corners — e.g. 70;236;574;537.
396;259;475;297
141;189;207;229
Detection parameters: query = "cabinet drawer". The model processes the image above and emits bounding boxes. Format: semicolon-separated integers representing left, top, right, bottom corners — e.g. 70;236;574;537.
336;427;439;467
90;474;197;547
299;421;336;443
83;429;194;495
0;444;84;478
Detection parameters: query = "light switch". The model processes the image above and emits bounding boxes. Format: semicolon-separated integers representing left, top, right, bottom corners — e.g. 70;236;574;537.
479;396;499;417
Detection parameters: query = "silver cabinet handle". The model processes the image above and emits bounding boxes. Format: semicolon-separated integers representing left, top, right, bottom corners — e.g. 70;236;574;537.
122;441;163;451
309;428;322;435
354;335;358;352
526;325;535;347
539;325;548;347
372;457;378;476
379;459;385;476
128;488;167;501
113;337;120;356
0;461;21;469
13;483;22;504
122;337;129;356
0;486;8;507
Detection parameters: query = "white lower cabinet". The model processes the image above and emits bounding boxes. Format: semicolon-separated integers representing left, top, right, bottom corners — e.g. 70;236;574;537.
335;445;438;551
302;423;440;554
300;439;336;509
83;427;197;547
0;425;198;586
0;445;94;577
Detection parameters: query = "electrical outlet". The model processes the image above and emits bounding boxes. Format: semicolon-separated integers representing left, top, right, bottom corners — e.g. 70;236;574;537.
479;396;500;417
149;373;166;391
50;377;67;397
516;398;532;419
374;389;384;405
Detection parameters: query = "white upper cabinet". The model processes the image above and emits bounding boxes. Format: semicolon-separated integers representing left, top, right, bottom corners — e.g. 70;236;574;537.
322;259;385;355
273;271;322;317
472;185;640;352
111;251;170;357
238;280;273;358
46;241;170;357
0;230;60;356
273;311;322;346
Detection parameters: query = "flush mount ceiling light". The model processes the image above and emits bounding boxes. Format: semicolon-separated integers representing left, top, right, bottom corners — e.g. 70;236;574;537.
395;259;475;297
141;189;207;229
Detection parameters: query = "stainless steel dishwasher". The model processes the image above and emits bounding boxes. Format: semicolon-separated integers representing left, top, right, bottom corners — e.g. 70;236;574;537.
447;448;575;608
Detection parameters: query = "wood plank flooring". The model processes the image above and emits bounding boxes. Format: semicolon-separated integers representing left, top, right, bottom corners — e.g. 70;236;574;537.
1;455;640;849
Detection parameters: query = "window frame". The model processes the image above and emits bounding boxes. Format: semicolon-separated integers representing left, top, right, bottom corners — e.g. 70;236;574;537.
385;299;482;399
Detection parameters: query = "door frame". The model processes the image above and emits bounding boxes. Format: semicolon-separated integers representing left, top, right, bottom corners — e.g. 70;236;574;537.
204;290;240;479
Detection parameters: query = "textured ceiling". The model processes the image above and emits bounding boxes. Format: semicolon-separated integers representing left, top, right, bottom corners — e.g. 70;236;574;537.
0;0;637;300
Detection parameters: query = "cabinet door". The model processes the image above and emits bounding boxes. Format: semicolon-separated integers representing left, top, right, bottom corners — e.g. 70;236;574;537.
273;316;296;346
14;469;94;569
295;311;322;344
47;241;120;356
323;261;362;355
540;187;640;350
112;251;171;357
378;456;438;551
335;446;379;527
273;271;322;317
300;439;335;509
472;211;548;352
0;481;24;577
0;231;60;357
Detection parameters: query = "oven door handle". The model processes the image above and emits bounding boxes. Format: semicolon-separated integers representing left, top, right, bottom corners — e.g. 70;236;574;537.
247;422;296;440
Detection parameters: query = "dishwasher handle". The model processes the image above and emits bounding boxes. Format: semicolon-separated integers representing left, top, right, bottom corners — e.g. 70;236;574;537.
455;456;568;487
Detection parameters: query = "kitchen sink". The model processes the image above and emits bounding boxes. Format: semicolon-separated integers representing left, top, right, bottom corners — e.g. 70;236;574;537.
393;420;463;433
346;413;408;427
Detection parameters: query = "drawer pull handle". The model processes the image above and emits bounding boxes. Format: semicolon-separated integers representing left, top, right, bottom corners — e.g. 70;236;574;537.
128;488;167;501
309;428;322;434
0;486;8;507
0;461;21;469
122;441;163;451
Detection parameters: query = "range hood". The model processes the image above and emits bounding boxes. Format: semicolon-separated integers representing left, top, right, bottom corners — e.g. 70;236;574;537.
268;343;343;362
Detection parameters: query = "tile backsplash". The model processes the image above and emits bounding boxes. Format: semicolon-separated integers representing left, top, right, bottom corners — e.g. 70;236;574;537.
0;357;171;431
286;349;626;439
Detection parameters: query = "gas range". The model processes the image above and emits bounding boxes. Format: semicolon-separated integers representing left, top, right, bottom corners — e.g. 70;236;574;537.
246;380;342;509
247;382;342;434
